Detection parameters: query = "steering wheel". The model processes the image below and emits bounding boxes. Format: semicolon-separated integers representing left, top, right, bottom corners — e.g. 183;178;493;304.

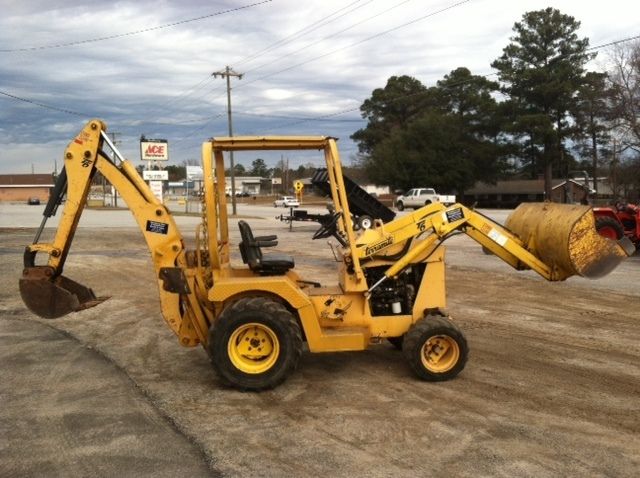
312;212;342;240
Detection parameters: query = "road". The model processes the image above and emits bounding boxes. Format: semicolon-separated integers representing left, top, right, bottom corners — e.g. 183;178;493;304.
1;202;639;477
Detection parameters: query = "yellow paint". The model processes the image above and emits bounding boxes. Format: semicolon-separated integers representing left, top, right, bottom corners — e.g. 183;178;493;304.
24;121;633;366
421;335;460;373
227;323;280;374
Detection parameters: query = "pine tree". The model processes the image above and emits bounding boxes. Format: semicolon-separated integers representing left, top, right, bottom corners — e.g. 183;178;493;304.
491;8;595;197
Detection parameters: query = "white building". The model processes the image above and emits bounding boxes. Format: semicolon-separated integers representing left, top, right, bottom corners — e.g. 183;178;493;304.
226;176;262;195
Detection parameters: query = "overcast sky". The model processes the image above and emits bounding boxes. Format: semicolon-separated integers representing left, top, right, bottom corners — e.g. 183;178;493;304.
1;0;638;175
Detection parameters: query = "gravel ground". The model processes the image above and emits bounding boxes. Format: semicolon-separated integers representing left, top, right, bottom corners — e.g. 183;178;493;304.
1;204;639;477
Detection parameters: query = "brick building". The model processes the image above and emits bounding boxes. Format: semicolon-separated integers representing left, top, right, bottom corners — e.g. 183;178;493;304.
0;174;55;202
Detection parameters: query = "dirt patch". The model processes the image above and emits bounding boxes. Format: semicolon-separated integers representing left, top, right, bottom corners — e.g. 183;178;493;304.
1;226;639;477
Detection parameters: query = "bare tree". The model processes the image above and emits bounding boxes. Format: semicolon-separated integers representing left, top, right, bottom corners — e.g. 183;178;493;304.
608;41;640;154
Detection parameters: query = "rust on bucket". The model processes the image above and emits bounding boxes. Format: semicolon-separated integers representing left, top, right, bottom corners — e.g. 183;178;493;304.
505;203;633;280
19;266;108;319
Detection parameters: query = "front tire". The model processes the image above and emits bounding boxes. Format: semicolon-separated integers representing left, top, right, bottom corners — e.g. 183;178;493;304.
595;216;624;240
403;315;468;381
208;297;303;391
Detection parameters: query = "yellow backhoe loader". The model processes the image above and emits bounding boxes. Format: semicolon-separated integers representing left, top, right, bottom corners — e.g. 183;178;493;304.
19;120;634;390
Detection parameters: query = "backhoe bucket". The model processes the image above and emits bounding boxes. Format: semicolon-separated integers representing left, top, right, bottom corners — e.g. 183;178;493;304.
505;203;634;280
19;266;107;319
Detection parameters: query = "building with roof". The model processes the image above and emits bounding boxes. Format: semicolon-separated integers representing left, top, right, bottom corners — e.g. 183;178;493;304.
0;174;55;202
463;179;593;208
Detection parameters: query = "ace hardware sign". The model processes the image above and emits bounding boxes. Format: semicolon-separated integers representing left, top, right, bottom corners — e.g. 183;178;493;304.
140;136;169;161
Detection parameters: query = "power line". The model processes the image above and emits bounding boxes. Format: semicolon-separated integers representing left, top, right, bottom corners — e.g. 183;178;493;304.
158;76;216;110
134;28;640;146
242;0;415;76
132;2;374;121
154;1;374;120
0;90;87;117
247;105;366;134
131;1;395;123
143;112;230;127
587;34;640;51
0;1;272;53
169;112;227;150
236;0;371;66
236;0;473;90
253;33;640;132
235;111;364;122
3;30;638;139
141;80;228;120
233;0;374;68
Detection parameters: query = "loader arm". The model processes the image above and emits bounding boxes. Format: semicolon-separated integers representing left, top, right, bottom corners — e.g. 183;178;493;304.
20;120;208;347
353;202;633;292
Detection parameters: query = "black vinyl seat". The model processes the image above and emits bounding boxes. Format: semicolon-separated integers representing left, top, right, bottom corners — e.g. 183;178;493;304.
238;220;294;275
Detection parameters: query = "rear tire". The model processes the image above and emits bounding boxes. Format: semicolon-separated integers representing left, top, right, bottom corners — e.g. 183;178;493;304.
396;201;404;211
208;297;302;391
595;216;624;241
403;315;468;381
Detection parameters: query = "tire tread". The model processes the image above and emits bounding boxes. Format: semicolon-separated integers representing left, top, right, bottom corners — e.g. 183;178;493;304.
403;315;468;382
208;297;302;391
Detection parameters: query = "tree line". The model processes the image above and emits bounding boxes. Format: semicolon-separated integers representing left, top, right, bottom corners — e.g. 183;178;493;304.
162;158;317;189
351;7;640;200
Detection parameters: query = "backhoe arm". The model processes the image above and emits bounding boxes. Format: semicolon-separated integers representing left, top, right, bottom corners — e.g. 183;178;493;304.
19;120;208;347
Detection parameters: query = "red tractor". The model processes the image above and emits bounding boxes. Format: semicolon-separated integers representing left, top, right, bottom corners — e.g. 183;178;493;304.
593;202;640;249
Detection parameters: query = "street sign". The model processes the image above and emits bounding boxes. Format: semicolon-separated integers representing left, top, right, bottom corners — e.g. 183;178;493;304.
149;180;163;203
294;180;304;192
186;165;203;180
143;170;169;180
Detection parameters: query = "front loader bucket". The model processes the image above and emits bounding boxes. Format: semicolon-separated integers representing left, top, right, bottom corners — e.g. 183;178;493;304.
505;203;634;280
19;266;107;319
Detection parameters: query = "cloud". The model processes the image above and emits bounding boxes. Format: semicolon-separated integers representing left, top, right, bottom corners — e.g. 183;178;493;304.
1;0;639;174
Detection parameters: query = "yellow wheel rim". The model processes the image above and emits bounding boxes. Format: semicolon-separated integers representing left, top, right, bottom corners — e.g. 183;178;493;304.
228;323;279;374
421;335;460;373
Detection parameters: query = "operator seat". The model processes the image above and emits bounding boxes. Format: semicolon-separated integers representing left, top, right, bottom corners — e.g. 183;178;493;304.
238;220;294;275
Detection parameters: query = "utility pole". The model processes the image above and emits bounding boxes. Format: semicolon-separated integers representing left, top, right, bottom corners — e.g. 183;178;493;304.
212;66;243;215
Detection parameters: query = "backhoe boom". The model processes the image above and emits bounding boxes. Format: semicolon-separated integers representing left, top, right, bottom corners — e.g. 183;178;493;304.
20;120;207;346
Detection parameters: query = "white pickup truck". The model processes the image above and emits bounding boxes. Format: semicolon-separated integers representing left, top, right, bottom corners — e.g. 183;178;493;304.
395;188;456;210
